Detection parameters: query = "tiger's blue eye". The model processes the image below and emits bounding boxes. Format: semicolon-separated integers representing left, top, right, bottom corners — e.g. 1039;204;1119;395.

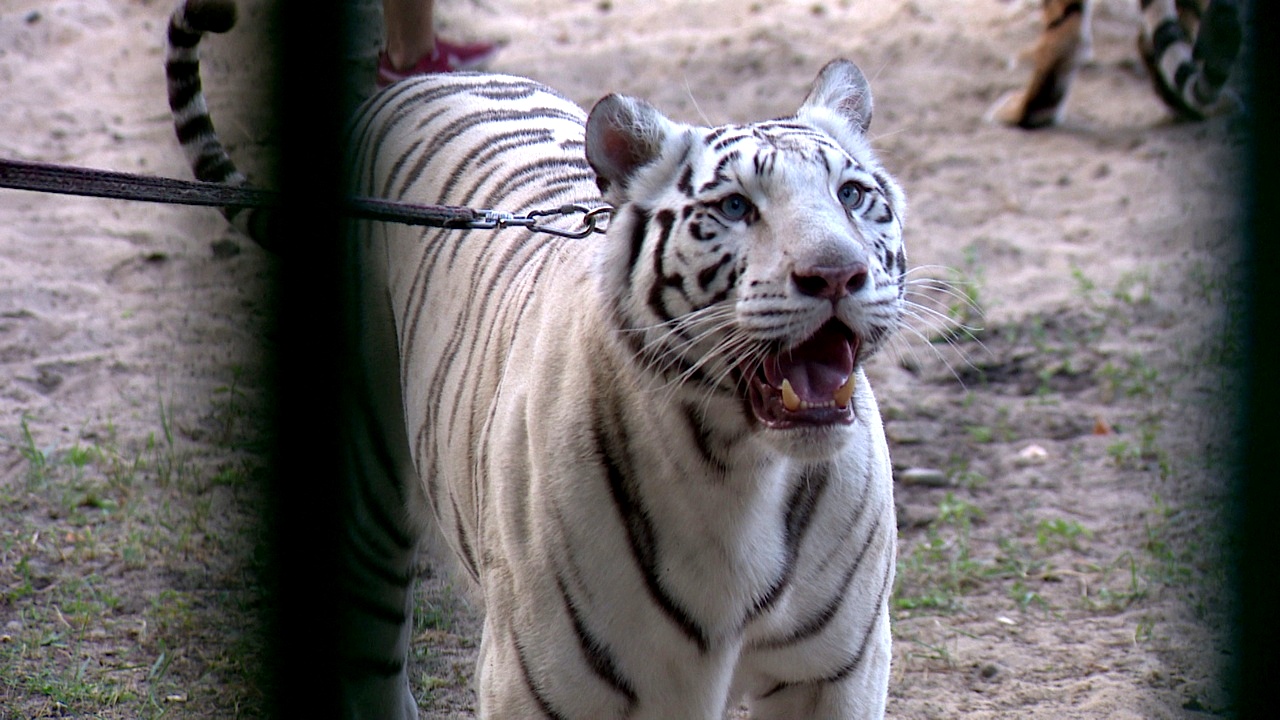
718;193;753;221
838;181;865;209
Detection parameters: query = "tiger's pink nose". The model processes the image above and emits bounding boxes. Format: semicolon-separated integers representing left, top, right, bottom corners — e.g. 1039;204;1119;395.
793;263;869;299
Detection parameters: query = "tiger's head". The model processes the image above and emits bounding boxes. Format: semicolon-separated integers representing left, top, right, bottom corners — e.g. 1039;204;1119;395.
586;59;906;457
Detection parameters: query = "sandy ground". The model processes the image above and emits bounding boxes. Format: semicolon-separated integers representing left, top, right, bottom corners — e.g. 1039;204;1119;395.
0;0;1245;717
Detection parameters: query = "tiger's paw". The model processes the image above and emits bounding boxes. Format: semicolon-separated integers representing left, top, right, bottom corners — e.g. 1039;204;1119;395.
985;89;1063;130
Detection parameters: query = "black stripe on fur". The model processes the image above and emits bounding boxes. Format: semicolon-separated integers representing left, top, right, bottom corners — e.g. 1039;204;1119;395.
746;466;830;621
514;634;573;720
557;574;640;706
594;401;711;653
645;208;681;322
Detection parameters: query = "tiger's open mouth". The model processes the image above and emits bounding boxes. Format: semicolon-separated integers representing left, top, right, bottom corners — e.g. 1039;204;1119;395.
745;320;860;429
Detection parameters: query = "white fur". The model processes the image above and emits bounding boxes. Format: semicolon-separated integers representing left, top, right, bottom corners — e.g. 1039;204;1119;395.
350;61;901;719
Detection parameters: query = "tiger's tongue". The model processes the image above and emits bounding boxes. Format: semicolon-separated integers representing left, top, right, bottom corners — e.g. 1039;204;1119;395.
763;322;856;403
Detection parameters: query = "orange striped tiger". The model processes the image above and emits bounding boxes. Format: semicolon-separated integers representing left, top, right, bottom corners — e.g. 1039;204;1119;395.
994;0;1241;128
167;1;903;717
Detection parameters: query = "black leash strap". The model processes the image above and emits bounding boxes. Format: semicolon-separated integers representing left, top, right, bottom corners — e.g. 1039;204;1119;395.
342;196;494;229
0;158;609;236
0;157;278;209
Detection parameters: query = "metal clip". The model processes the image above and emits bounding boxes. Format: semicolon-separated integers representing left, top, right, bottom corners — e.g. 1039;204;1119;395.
470;210;536;231
523;204;614;239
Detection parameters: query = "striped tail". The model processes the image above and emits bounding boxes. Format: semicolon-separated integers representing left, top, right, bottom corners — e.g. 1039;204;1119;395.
1140;0;1241;120
165;0;273;247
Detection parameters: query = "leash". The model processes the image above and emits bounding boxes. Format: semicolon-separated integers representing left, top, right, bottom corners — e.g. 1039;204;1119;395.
0;158;611;239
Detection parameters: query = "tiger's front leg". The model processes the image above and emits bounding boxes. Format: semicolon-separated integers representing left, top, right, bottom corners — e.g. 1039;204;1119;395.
745;609;892;720
741;541;895;720
471;566;743;719
991;0;1093;128
741;636;894;720
475;638;736;720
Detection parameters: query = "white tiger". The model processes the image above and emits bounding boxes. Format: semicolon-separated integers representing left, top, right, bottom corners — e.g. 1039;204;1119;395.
167;1;904;717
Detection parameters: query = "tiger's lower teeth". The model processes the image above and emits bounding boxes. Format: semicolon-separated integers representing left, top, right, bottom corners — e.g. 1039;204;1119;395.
780;374;856;412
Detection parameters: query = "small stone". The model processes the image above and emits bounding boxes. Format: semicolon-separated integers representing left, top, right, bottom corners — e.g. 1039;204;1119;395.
897;467;949;487
895;502;939;528
886;420;942;445
36;368;63;393
1013;444;1048;466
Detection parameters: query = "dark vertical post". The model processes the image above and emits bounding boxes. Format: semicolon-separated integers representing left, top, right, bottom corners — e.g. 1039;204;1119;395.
1236;1;1280;716
264;1;350;717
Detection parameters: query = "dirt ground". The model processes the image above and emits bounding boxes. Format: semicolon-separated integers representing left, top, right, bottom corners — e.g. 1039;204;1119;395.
0;0;1246;718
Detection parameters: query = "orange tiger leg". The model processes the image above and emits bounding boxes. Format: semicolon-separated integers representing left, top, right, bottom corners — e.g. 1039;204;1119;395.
993;0;1092;129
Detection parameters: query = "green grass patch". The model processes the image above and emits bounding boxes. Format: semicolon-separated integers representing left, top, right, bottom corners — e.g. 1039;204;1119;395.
1;397;269;719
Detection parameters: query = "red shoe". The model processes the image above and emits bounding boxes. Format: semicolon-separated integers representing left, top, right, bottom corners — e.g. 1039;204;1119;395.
376;36;499;87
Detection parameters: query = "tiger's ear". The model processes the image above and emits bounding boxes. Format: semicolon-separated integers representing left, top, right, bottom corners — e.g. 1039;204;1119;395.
586;94;677;196
798;59;874;136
